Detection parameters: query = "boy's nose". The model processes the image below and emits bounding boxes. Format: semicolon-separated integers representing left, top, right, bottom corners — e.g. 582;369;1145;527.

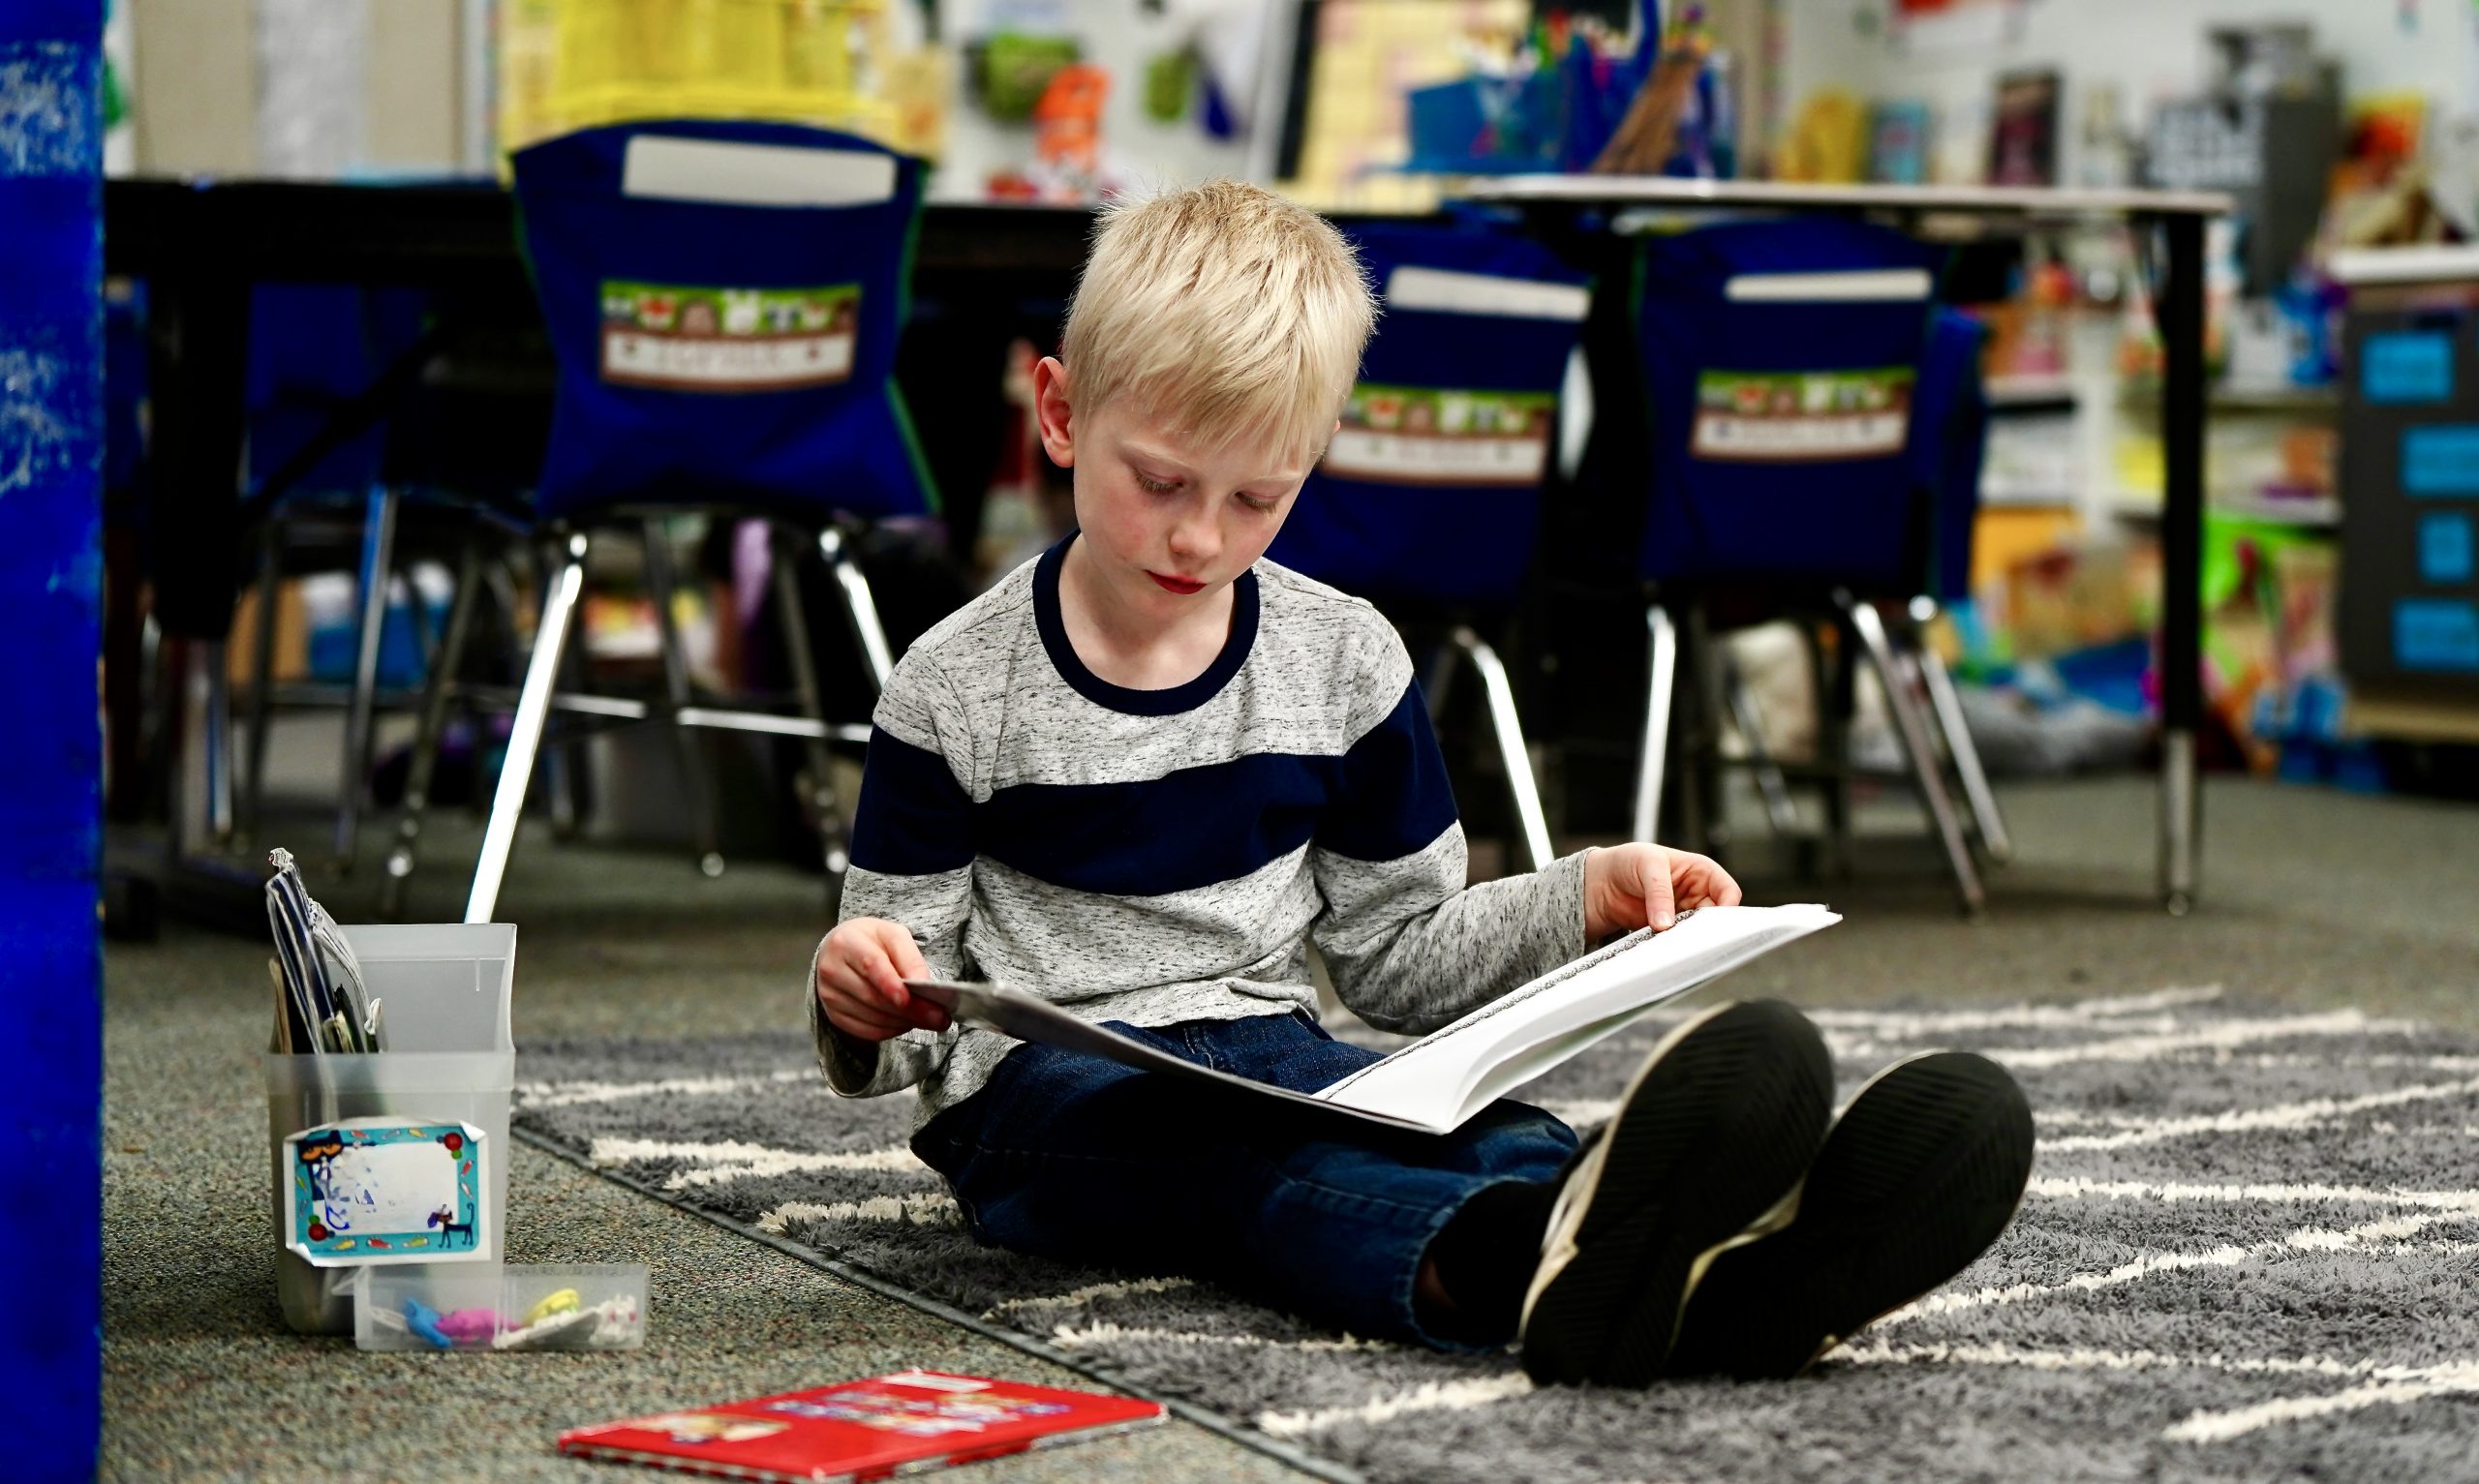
1167;509;1220;566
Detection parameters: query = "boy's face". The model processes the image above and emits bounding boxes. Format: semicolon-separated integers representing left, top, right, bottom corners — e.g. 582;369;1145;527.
1033;356;1316;617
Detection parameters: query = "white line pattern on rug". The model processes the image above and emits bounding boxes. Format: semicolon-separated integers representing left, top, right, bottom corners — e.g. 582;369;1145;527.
1972;1011;2423;1070
753;1192;959;1234
2163;1364;2479;1442
1255;1375;1538;1439
588;1136;929;1190
1048;1321;1393;1354
2037;1076;2479;1152
986;1277;1195;1317
517;1069;811;1109
1879;1210;2479;1329
1805;984;2226;1037
2029;1174;2479;1212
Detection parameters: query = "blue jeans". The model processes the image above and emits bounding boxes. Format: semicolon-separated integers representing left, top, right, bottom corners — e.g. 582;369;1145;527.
910;1011;1577;1348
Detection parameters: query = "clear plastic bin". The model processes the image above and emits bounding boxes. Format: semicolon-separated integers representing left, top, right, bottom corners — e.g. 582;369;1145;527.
265;923;516;1335
356;1263;649;1352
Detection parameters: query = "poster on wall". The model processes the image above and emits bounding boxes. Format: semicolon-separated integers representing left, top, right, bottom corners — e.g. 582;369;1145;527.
1988;68;2060;187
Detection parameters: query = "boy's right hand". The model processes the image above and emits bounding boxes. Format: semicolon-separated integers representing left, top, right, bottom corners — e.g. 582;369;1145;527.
816;918;953;1043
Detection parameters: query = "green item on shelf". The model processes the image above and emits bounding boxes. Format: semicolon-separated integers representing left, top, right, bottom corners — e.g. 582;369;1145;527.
980;32;1082;123
1143;47;1196;125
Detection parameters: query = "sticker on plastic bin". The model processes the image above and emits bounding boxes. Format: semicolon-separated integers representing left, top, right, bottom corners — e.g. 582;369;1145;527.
283;1117;486;1266
2362;331;2454;404
1691;367;1913;462
599;281;858;393
2394;598;2479;672
1321;384;1555;487
2400;426;2479;497
2421;513;2476;584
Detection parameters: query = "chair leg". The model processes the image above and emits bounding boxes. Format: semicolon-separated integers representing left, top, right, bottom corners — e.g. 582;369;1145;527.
240;520;281;845
818;526;895;692
1911;614;2013;865
1451;625;1554;873
1632;603;1677;844
204;641;236;846
1681;602;1727;858
1420;640;1457;721
542;541;587;841
382;538;483;920
772;525;852;880
1813;618;1855;878
466;531;588;924
1721;648;1801;838
335;484;401;871
1842;591;1983;916
643;516;726;879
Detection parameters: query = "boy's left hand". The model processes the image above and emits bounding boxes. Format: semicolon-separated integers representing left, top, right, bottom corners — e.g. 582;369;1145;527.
1581;843;1742;941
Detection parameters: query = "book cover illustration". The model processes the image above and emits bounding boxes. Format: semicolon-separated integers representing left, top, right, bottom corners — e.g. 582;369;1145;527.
560;1370;1166;1481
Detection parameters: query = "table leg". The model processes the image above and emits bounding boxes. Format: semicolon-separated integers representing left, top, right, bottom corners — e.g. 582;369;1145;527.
2158;213;2206;915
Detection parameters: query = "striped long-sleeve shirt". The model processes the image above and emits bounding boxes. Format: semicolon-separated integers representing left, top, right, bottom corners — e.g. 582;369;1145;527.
807;535;1591;1130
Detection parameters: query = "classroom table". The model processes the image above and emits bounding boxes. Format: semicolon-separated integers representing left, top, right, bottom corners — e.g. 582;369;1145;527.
1460;176;2234;914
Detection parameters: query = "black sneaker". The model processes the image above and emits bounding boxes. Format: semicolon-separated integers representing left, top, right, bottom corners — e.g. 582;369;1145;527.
1664;1049;2035;1381
1517;999;1833;1388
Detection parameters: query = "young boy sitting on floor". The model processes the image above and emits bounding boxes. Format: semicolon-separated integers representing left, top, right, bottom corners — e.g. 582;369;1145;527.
811;180;2035;1384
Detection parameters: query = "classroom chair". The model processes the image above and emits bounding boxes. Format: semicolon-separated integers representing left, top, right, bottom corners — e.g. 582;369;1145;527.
1268;222;1592;871
428;119;933;925
228;283;458;866
1627;218;2007;912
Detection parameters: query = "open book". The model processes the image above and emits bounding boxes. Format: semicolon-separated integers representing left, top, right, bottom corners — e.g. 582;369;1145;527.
904;902;1839;1135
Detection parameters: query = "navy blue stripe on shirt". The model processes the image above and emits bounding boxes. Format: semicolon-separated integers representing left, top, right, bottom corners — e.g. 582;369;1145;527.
1316;679;1461;863
849;728;976;876
852;680;1461;894
975;750;1331;897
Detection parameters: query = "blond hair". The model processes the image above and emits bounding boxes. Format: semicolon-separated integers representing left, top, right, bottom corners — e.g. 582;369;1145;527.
1059;179;1377;467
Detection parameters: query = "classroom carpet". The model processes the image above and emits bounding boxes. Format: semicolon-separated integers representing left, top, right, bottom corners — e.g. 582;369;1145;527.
515;984;2479;1484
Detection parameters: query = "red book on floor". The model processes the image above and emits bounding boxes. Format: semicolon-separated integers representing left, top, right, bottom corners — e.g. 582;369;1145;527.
558;1370;1167;1482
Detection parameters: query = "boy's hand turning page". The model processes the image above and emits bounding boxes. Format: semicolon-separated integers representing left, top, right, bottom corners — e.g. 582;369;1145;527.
906;903;1840;1135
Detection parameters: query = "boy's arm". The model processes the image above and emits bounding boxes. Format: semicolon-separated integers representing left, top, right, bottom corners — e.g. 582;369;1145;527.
1308;676;1593;1036
804;652;978;1099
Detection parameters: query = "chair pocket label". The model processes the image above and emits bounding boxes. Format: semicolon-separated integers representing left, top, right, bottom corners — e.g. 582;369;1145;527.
599;281;859;392
1321;384;1554;487
1691;367;1913;462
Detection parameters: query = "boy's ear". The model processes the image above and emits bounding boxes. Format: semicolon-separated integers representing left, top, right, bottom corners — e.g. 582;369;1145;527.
1033;356;1076;469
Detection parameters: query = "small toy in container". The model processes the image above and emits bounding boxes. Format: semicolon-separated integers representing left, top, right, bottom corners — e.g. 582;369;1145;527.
355;1262;648;1353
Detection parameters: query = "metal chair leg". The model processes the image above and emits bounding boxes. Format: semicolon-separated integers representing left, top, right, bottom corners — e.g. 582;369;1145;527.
1451;625;1554;873
542;540;587;841
818;526;894;692
1680;602;1726;858
382;539;483;919
1721;648;1801;838
1816;618;1855;878
643;516;725;879
240;520;281;844
773;525;851;879
1632;603;1677;844
1843;591;1983;916
335;484;401;870
466;531;588;924
204;641;235;846
1911;613;2013;864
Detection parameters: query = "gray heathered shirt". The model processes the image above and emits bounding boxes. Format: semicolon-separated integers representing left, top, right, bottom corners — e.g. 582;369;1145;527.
804;536;1591;1132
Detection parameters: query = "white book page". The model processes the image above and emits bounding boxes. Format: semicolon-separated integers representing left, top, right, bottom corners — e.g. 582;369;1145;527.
1312;904;1842;1129
902;903;1837;1136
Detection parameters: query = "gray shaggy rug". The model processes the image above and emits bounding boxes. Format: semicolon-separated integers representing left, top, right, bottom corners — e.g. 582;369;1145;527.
512;985;2479;1484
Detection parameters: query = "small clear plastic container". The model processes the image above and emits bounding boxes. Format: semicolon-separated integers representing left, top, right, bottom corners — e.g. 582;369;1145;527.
355;1263;649;1353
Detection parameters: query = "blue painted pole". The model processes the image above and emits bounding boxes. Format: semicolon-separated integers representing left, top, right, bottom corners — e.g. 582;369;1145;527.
0;1;105;1477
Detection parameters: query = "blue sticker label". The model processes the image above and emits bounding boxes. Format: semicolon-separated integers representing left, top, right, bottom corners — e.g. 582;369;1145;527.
2421;513;2476;584
2395;599;2479;672
2402;426;2479;496
2364;331;2454;404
